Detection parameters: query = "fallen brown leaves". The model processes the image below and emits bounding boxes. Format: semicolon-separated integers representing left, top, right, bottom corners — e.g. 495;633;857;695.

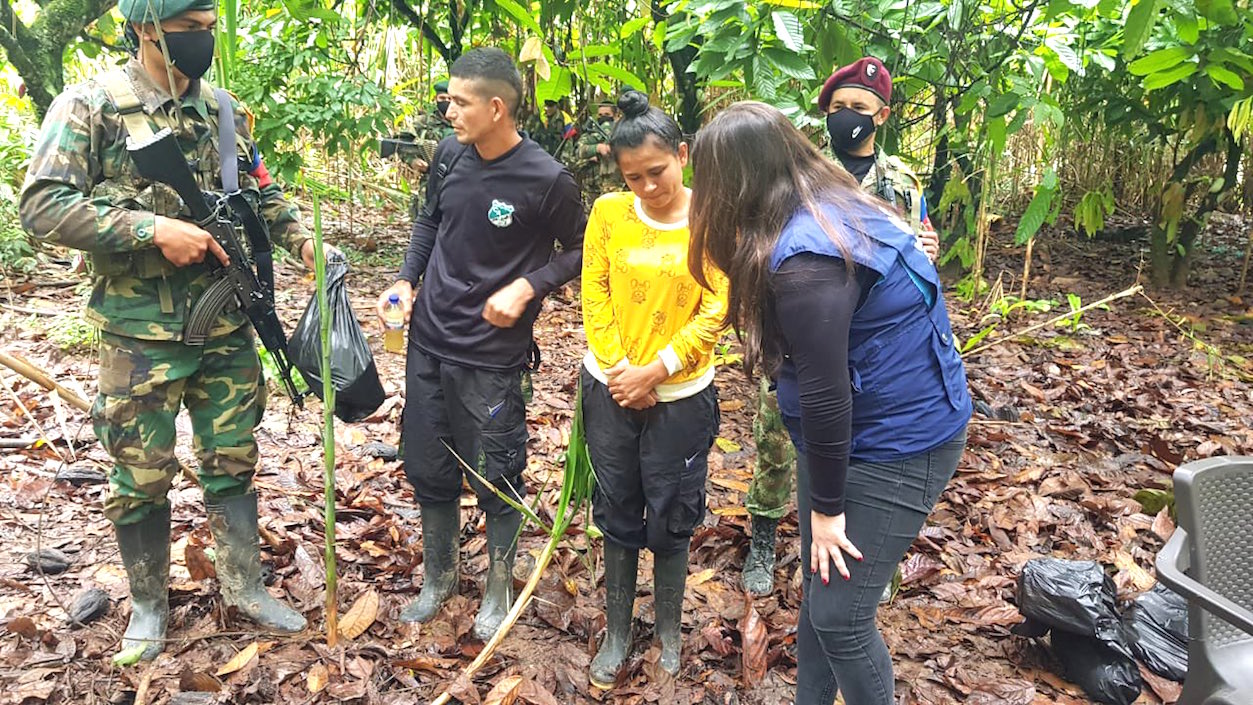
0;201;1249;705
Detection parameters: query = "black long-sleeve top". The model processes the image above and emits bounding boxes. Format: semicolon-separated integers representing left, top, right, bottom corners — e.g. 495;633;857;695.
773;253;876;516
399;136;586;370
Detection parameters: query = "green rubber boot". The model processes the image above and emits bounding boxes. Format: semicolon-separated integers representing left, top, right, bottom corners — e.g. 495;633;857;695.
205;492;306;633
472;510;521;641
114;504;171;661
590;542;640;689
399;501;460;623
654;546;689;676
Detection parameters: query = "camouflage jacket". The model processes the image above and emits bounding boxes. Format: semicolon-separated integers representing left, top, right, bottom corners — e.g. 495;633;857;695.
525;114;567;157
19;59;307;342
412;110;454;143
860;148;926;231
574;120;621;198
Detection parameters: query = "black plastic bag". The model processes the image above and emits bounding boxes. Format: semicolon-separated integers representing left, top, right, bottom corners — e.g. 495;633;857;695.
1051;630;1143;705
288;254;385;422
1016;558;1125;643
1015;559;1143;705
1123;583;1189;681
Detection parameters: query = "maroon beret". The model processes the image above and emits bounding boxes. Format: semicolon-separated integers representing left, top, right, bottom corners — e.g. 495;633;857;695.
818;57;892;112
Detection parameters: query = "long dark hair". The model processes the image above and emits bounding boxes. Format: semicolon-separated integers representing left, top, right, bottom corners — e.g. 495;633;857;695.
688;101;870;377
610;90;683;156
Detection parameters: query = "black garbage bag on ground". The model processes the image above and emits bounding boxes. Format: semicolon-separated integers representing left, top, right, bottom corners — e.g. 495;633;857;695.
1051;630;1144;705
288;254;385;422
1014;558;1143;705
1016;558;1125;642
1123;583;1189;681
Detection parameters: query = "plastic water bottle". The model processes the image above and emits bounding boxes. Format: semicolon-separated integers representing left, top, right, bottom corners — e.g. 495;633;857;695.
383;293;406;353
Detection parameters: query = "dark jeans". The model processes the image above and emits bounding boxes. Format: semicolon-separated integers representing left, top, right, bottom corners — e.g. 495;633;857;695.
582;367;719;553
787;418;968;705
401;349;529;516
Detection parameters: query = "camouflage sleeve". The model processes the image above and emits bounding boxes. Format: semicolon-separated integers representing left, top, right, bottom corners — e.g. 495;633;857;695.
18;89;156;253
231;99;307;256
575;133;598;160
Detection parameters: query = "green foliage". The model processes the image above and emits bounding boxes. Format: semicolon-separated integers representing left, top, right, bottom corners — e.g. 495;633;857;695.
961;295;1058;353
0;195;37;273
33;312;98;353
229;3;400;182
1015;168;1060;245
669;0;819;123
1074;185;1116;237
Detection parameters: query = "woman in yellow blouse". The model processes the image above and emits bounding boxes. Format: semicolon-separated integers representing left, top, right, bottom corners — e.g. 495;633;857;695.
581;90;728;688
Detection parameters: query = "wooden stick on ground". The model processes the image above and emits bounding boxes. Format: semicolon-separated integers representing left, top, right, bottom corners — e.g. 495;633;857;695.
0;350;91;413
963;283;1144;358
0;348;201;486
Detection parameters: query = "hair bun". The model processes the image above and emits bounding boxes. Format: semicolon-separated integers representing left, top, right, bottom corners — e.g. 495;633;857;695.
617;90;650;118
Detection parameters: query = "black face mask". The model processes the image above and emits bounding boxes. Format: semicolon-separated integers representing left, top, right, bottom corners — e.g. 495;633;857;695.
597;115;614;125
152;29;215;81
826;108;877;153
436;100;450;117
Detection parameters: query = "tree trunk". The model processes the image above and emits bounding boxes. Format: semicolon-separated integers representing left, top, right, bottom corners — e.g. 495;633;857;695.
1150;133;1242;289
651;0;701;134
927;93;950;216
0;0;116;118
1149;224;1173;288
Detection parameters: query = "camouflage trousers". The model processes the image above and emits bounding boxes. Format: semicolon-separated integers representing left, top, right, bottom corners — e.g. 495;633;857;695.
92;328;265;525
746;378;796;519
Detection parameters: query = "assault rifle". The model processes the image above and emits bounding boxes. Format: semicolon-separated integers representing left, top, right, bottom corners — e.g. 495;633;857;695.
379;133;439;164
126;127;305;406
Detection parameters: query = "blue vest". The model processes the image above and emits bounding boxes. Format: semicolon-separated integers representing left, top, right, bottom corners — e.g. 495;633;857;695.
771;201;971;460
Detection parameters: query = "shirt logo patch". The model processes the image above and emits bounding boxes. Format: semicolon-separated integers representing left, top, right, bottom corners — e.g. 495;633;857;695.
488;200;515;228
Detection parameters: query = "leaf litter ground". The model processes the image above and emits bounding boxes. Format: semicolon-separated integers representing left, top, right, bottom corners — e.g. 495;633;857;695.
0;203;1250;705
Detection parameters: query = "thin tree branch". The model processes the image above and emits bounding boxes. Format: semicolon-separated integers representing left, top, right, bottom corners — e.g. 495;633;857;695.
389;0;452;62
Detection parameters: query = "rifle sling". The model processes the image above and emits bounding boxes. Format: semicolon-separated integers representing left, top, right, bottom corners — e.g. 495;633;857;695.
214;88;275;300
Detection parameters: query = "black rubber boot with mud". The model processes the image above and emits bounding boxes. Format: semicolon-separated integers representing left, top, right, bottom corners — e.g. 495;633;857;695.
115;504;171;661
653;546;689;676
399;501;461;624
741;514;778;596
472;510;521;641
206;492;307;633
590;542;640;689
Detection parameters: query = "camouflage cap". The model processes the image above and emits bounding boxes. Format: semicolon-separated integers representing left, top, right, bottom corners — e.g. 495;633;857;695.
433;80;449;94
118;0;217;22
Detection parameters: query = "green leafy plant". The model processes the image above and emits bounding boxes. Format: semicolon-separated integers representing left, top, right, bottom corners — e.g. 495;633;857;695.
35;314;98;353
1074;184;1116;237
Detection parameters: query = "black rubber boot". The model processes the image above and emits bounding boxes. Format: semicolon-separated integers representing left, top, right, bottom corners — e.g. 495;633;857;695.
653;546;688;676
115;504;171;661
472;510;521;641
399;501;460;623
590;542;640;689
205;492;306;633
741;514;778;596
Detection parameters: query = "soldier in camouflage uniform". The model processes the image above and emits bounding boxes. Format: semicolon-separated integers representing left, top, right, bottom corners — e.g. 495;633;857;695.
404;80;456;219
527;99;570;157
18;0;332;660
573;100;623;201
742;57;940;597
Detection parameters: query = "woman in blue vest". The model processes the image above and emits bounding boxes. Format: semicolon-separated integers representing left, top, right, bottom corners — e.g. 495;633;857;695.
687;102;971;704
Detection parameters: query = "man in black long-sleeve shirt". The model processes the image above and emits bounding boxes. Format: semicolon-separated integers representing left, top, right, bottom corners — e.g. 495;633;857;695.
376;48;586;640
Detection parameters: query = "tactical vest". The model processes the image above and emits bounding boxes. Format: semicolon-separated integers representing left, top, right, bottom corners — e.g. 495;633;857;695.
92;70;245;280
864;151;924;234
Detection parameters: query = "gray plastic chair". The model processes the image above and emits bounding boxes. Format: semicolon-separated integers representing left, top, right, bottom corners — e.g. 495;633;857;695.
1156;456;1253;705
